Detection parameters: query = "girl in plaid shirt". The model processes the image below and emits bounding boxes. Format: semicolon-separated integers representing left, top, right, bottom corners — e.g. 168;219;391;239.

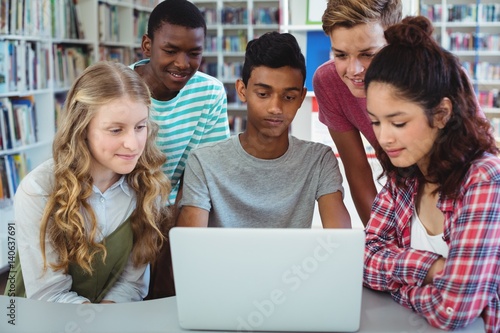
363;16;500;332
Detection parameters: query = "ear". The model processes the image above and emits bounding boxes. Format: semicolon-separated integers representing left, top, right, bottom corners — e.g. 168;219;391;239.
142;34;152;58
434;97;452;129
235;79;247;103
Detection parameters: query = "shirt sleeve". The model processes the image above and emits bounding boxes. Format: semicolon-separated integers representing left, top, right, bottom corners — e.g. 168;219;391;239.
316;146;344;199
313;61;355;132
178;152;211;212
363;181;441;293
15;176;90;304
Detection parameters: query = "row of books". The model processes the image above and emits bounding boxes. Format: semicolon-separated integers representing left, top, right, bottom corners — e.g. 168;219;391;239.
0;0;86;39
53;44;89;89
199;61;218;78
99;46;143;64
421;4;500;23
222;61;243;80
462;62;500;81
98;2;121;43
222;34;248;53
0;153;28;204
446;32;500;52
199;7;279;25
0;40;50;94
133;9;149;44
0;0;52;36
0;96;37;151
478;90;500;108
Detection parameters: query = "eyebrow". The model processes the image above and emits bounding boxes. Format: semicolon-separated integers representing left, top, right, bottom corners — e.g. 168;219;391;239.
102;117;148;126
162;41;203;51
253;83;302;92
367;110;406;119
331;46;377;53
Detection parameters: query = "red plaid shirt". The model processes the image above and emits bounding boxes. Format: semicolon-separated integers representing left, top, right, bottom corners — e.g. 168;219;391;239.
364;153;500;333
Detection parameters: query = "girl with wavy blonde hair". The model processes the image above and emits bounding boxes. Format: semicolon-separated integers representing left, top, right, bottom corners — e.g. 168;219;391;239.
8;61;172;303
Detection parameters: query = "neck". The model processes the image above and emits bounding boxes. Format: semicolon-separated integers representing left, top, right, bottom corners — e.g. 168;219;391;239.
92;172;121;193
239;132;289;159
135;63;177;101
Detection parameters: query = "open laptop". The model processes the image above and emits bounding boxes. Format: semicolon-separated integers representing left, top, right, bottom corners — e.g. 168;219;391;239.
169;227;365;332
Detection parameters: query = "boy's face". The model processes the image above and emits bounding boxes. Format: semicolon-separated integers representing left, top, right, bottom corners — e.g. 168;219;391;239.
236;66;306;139
142;22;204;97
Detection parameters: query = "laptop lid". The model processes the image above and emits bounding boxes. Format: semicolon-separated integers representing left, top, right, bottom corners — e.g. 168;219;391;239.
170;227;365;332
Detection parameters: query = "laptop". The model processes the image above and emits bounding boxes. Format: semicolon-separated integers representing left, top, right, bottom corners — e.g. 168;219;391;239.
169;227;365;332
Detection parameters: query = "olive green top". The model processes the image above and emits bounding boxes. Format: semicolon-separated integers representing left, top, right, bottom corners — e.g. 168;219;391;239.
6;218;133;303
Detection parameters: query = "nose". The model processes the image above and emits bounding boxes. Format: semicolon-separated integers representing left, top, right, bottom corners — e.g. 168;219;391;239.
347;57;364;76
376;124;394;146
174;53;190;70
123;130;139;151
268;95;283;115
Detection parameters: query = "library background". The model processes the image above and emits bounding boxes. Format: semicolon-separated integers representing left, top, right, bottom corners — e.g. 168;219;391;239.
0;0;499;273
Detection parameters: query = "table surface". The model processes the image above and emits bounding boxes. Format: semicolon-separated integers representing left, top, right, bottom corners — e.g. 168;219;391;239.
0;288;485;333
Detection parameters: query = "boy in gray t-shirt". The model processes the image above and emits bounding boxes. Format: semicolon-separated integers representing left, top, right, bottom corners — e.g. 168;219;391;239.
177;32;351;229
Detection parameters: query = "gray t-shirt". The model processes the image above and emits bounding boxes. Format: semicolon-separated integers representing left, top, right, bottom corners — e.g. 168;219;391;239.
180;135;344;228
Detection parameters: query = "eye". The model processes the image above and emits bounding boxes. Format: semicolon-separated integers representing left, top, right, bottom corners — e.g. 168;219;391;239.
361;53;376;58
164;49;176;55
256;91;268;98
190;51;202;57
334;53;346;59
136;124;147;131
370;121;380;126
393;122;406;128
109;128;122;134
284;94;297;101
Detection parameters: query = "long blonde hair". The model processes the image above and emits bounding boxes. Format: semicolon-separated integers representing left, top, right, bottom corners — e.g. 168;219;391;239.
40;61;171;274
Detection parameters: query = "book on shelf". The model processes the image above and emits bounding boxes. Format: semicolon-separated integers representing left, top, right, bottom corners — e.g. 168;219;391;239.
0;96;37;149
0;153;29;202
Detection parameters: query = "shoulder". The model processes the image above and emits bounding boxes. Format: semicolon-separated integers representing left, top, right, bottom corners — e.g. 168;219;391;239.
186;71;225;91
190;136;234;157
17;159;55;196
464;153;500;184
313;60;338;83
290;137;336;158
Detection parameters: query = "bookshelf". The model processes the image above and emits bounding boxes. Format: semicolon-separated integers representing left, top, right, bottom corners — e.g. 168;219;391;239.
420;0;500;138
0;0;157;273
192;0;280;134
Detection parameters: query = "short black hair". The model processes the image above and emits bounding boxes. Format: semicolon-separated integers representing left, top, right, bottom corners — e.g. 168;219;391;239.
147;0;207;39
241;32;306;86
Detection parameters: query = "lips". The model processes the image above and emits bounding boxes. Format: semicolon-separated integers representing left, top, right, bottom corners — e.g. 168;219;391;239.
116;154;138;161
264;118;284;126
384;148;403;158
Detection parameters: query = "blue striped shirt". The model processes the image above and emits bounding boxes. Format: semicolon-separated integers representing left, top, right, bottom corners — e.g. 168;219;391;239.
131;59;230;203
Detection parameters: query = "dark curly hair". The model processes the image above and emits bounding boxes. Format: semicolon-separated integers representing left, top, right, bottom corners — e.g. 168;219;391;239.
241;32;306;86
365;16;498;198
147;0;207;39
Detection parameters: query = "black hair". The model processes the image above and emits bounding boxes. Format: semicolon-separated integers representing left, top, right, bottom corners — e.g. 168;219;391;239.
241;32;306;86
364;16;497;198
147;0;207;39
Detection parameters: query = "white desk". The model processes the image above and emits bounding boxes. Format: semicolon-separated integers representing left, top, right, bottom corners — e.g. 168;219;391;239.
0;288;485;332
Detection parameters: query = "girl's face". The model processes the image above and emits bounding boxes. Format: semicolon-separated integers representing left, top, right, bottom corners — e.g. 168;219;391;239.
366;82;444;174
329;22;386;98
86;97;148;184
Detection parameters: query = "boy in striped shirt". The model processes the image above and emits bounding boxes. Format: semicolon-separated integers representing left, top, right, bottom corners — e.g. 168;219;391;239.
131;0;230;299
